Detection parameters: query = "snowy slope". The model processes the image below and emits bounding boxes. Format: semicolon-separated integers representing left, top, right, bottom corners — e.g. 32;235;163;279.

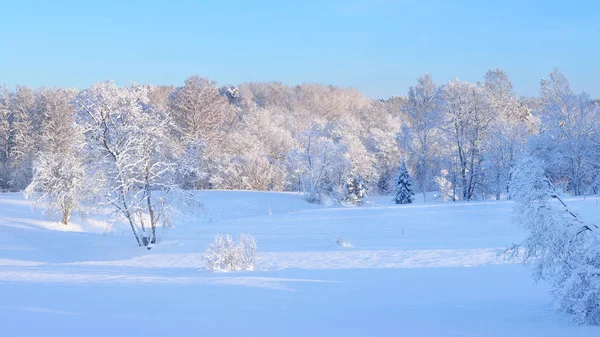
0;191;599;336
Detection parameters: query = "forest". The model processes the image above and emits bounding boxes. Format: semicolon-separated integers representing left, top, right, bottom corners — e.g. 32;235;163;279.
2;69;598;201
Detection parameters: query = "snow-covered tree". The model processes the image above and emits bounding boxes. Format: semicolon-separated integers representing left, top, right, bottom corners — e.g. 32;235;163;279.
531;70;600;195
75;81;194;247
394;161;415;204
439;79;495;200
214;107;294;191
168;75;236;145
25;88;85;225
288;125;350;203
508;156;600;324
167;75;238;188
3;86;39;191
343;172;368;205
0;85;10;190
400;74;441;201
483;69;531;199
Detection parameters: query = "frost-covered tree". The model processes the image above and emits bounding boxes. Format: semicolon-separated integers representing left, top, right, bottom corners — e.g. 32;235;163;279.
147;85;175;113
75;81;192;247
508;156;600;324
219;85;240;105
213;107;294;191
3;86;39;191
168;75;238;188
394;161;414;204
370;127;400;194
168;75;236;145
25;88;85;225
0;85;10;190
400;74;441;201
343;172;368;205
288;125;350;203
439;79;495;200
531;70;600;195
483;69;531;199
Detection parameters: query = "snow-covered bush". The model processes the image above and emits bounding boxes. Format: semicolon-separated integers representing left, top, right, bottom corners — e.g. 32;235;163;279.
394;161;415;204
203;233;257;271
508;156;600;325
343;173;368;205
335;236;352;248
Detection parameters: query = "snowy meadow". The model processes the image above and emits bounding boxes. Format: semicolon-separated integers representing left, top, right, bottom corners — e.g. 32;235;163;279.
0;190;599;336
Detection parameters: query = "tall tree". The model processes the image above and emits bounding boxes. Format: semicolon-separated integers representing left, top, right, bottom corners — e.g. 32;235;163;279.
168;75;236;144
532;70;600;195
0;85;10;190
483;69;531;199
440;79;495;200
168;75;237;188
75;81;188;247
25;88;86;224
5;86;39;190
400;74;441;200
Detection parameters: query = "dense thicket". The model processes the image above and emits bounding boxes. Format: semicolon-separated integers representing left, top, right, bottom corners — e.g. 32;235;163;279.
2;69;599;203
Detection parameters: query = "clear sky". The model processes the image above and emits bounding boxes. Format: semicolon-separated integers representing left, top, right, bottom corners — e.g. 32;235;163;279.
2;0;599;98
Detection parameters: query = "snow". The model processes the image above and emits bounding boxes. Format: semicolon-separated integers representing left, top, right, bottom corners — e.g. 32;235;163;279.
0;191;599;336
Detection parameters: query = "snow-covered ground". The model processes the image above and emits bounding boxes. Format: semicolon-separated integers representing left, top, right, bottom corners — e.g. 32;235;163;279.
1;191;599;336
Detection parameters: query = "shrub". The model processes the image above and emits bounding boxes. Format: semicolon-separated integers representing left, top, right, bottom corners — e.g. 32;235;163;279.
203;233;257;271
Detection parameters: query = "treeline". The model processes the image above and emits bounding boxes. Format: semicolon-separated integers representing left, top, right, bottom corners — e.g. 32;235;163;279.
1;69;599;205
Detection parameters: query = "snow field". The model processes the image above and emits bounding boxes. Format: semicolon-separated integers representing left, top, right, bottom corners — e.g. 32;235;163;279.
0;191;599;336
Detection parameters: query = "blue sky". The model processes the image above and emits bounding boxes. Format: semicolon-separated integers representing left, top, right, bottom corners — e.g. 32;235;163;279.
2;0;599;98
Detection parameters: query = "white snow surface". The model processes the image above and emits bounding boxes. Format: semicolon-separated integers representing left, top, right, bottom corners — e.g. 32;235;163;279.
1;190;599;336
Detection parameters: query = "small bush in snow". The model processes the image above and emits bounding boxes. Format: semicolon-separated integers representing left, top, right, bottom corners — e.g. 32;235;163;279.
335;236;352;248
203;233;257;271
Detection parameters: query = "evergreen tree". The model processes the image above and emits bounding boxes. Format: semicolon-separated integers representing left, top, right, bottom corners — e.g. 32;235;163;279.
394;161;415;204
343;172;368;205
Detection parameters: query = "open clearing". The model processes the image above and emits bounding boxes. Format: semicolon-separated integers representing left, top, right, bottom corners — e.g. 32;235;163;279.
1;191;599;336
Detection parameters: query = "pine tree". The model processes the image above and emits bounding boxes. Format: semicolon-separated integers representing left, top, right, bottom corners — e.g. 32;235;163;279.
343;172;368;205
394;161;414;204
